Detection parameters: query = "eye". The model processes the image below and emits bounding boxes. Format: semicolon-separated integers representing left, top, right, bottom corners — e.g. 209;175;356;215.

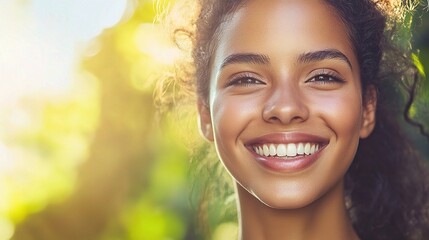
310;74;342;83
226;73;266;87
306;70;345;85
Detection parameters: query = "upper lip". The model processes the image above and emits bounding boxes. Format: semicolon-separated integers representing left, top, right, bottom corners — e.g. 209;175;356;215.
244;132;329;146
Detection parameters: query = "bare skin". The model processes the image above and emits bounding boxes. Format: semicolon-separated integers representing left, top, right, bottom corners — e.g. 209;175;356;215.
237;181;359;240
198;0;376;239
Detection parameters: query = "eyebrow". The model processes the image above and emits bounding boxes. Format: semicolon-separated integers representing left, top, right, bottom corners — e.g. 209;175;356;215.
298;49;352;70
220;53;270;69
219;49;352;70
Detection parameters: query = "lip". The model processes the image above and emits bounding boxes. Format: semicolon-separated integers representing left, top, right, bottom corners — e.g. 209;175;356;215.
245;132;329;145
245;132;329;173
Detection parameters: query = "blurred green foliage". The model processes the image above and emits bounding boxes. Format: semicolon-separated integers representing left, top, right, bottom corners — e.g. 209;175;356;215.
2;1;428;240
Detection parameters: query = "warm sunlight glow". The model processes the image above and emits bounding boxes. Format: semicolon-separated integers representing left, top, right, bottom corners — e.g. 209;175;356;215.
0;1;121;237
136;23;182;65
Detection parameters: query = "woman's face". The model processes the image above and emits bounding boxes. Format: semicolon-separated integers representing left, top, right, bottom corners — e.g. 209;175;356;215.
199;0;376;208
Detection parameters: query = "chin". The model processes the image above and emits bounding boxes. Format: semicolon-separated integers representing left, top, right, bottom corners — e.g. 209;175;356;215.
262;197;316;210
244;185;320;210
252;180;344;211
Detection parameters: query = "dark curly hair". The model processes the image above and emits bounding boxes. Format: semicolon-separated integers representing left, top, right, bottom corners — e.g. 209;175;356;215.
162;0;429;239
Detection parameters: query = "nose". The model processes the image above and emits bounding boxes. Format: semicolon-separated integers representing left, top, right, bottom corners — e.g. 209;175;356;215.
262;84;309;124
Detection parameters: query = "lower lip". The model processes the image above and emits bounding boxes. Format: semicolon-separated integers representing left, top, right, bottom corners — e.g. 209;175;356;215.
248;146;325;173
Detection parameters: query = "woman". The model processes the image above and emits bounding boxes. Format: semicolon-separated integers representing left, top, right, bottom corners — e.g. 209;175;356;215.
164;0;429;239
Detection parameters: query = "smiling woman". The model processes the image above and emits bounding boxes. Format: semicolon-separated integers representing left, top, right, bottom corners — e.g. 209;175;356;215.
199;2;376;238
161;0;429;239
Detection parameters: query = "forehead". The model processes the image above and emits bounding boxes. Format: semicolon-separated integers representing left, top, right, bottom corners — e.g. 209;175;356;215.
213;0;356;68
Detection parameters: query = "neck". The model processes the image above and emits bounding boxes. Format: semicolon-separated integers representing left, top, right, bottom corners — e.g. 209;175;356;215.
235;181;359;240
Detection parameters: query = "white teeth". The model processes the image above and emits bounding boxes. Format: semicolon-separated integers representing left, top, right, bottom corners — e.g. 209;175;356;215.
304;143;311;155
277;144;287;157
253;142;321;157
269;144;276;156
297;143;304;155
310;144;315;154
287;143;297;157
255;146;260;155
263;145;270;156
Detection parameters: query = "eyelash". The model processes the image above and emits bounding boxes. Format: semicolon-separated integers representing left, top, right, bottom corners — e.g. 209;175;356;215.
306;70;345;84
226;73;265;87
225;70;344;87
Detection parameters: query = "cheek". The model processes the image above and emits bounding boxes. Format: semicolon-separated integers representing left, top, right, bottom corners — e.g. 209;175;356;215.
212;94;260;142
338;97;362;138
314;90;363;168
212;101;235;148
211;95;260;172
314;90;363;138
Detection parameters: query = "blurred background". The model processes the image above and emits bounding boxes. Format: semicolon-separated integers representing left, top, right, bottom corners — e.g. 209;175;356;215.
0;0;428;239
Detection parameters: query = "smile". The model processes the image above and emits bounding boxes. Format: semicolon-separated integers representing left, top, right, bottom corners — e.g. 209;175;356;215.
244;132;329;172
252;143;320;158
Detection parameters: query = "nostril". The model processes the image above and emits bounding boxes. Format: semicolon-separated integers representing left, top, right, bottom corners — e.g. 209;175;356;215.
290;116;305;123
266;115;305;124
268;116;281;123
